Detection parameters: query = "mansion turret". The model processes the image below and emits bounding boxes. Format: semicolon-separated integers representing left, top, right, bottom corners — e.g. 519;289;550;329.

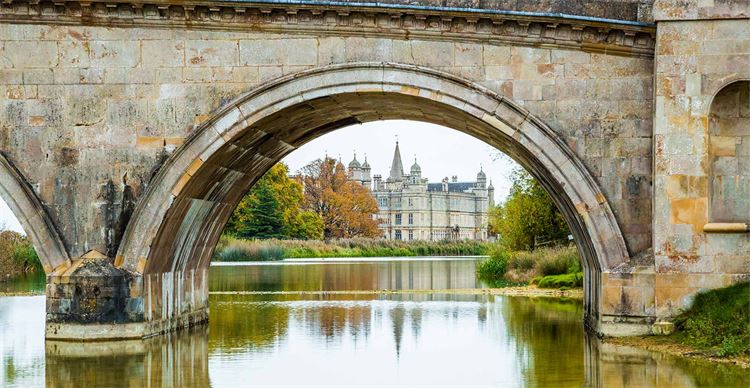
348;142;494;241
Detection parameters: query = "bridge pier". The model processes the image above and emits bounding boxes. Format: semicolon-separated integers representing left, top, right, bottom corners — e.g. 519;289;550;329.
45;254;209;340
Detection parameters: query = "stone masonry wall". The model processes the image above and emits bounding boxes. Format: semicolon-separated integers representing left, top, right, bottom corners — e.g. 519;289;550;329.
0;23;654;262
651;18;750;316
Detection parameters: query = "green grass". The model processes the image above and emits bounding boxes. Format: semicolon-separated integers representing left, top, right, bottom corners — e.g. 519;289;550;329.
533;272;583;289
672;282;750;357
477;244;582;289
214;235;494;261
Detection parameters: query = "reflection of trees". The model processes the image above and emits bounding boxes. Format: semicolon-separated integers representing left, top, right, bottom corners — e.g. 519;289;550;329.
46;326;210;387
502;296;585;387
209;294;290;352
209;259;482;293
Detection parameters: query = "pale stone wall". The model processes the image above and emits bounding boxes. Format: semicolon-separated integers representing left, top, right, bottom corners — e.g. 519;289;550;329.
0;23;654;260
374;188;490;241
651;17;750;316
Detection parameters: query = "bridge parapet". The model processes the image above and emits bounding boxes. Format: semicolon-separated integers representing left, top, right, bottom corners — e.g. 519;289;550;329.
0;0;655;57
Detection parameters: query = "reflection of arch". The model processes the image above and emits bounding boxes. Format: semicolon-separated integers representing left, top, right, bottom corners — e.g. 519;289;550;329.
707;80;749;224
116;63;630;329
0;154;70;273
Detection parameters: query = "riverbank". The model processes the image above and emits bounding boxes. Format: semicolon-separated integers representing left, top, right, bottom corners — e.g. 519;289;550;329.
214;236;493;261
477;244;583;289
209;285;584;298
607;282;749;368
604;336;750;368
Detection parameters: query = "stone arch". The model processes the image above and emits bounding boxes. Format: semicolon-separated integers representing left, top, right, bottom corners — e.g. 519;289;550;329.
0;153;70;274
116;63;630;333
707;80;750;223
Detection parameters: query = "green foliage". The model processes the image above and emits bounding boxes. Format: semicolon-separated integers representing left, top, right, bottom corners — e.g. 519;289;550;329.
214;236;493;261
12;242;41;271
672;282;750;357
535;272;583;289
0;230;41;278
477;245;582;289
226;163;324;240
477;247;510;282
489;168;570;250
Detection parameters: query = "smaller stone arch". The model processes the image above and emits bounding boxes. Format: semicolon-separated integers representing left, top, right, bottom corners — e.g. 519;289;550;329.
707;80;750;224
0;153;70;274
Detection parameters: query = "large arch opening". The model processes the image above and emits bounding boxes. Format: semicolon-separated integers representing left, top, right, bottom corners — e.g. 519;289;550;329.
116;63;630;334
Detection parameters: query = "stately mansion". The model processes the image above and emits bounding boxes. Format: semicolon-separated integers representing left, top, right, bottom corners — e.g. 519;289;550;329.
348;142;494;241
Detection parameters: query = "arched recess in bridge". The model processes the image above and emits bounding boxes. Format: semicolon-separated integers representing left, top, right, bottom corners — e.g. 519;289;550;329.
0;154;70;274
116;63;631;333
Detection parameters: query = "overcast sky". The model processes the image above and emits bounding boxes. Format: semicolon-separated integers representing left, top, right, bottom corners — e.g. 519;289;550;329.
0;120;519;235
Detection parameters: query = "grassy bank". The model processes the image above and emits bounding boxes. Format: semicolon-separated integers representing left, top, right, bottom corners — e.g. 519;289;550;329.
0;230;41;280
673;282;749;357
608;282;750;367
476;245;583;289
214;236;493;261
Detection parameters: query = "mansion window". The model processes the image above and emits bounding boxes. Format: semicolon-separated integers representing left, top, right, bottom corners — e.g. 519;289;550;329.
408;230;414;240
395;230;402;240
408;213;413;225
395;214;402;225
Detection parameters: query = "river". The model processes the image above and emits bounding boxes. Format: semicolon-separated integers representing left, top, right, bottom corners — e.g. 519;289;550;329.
1;257;748;387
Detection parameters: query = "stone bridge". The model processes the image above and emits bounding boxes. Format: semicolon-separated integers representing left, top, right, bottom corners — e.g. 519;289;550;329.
0;0;746;339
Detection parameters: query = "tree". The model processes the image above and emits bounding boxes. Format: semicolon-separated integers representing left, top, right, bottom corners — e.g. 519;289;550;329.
489;167;569;250
301;157;381;239
226;163;323;239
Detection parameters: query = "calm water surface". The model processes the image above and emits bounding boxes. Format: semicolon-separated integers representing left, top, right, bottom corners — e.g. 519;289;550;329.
1;257;748;387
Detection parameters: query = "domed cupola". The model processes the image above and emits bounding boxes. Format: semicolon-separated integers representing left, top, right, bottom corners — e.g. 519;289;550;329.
477;166;486;181
476;166;487;188
410;157;421;176
348;153;361;170
362;155;371;170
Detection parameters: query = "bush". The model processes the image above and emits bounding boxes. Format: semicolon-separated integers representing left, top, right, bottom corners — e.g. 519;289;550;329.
673;282;750;356
0;230;41;279
477;248;510;281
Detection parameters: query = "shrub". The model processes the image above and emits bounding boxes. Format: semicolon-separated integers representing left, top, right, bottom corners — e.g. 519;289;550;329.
0;230;41;278
477;247;510;281
673;282;749;356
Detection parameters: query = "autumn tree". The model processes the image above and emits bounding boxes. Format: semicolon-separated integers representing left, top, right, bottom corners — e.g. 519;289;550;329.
489;167;570;250
301;157;381;239
226;163;323;240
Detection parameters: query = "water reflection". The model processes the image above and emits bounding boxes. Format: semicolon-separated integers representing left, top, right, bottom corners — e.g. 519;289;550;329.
46;327;210;388
210;258;484;292
1;260;749;387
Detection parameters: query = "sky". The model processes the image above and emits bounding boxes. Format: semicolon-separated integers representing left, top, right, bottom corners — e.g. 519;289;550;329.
0;120;520;235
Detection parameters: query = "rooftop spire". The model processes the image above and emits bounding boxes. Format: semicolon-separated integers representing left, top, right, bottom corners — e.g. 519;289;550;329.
389;141;404;181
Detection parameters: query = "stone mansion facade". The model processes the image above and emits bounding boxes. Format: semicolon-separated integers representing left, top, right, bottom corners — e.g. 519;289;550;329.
348;142;494;241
